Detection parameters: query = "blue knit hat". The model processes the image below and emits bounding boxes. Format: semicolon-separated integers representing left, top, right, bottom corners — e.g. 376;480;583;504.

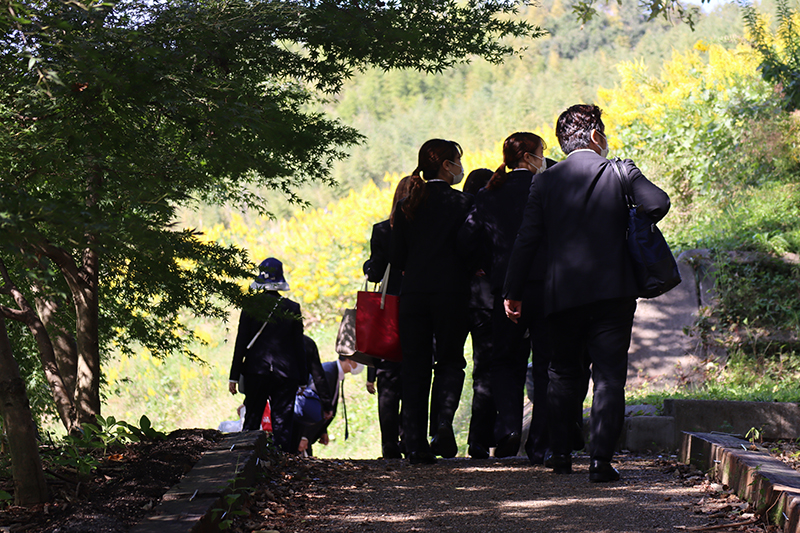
250;257;290;291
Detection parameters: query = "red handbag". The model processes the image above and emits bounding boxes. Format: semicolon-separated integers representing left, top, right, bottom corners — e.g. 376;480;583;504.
355;265;402;362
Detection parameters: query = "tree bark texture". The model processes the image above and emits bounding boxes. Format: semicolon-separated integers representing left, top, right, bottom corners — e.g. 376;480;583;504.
73;170;103;427
34;295;79;399
0;258;77;434
0;318;50;506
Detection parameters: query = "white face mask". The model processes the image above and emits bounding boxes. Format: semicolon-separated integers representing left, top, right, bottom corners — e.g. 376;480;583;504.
596;131;609;158
448;161;464;185
530;153;545;174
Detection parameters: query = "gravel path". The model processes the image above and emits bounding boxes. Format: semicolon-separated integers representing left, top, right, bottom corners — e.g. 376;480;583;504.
240;452;768;533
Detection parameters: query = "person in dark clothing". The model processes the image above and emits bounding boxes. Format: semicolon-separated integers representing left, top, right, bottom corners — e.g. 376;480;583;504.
391;139;474;465
459;133;559;463
294;353;364;456
363;176;414;459
228;257;307;453
461;168;496;459
290;335;335;453
503;104;670;481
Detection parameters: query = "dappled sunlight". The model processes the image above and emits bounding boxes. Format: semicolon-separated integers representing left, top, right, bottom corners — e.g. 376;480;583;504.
284;457;710;532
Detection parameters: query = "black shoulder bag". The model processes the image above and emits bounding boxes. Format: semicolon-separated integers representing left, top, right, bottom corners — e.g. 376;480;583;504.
609;158;681;298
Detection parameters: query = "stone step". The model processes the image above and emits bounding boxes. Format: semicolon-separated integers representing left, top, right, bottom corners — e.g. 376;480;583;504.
681;432;800;532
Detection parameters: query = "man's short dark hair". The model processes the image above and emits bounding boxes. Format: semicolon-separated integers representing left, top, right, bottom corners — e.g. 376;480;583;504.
556;104;605;154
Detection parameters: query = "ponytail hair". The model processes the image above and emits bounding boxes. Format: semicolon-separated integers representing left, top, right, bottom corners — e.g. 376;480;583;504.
402;139;462;220
487;132;545;191
389;175;414;228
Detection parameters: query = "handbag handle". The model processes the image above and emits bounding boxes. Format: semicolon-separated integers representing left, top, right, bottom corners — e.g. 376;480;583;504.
379;263;391;310
359;263;391;309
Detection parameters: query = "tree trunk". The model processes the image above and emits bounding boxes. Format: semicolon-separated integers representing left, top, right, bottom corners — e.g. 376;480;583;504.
34;295;79;400
73;269;100;427
74;170;102;427
0;258;77;434
0;317;50;506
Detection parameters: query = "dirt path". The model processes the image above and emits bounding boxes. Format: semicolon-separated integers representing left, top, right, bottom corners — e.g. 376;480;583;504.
237;452;768;533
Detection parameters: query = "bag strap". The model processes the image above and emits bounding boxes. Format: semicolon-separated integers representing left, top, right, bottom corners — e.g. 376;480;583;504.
379;263;391;310
246;296;283;350
609;157;636;210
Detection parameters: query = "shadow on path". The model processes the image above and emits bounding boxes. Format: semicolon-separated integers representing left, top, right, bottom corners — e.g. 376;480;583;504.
257;454;713;533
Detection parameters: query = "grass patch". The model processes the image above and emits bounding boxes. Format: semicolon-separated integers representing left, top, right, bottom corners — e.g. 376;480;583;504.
627;348;800;410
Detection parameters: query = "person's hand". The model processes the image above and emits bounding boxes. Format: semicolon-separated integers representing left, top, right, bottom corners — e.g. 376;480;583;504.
319;433;329;445
366;382;376;395
504;299;522;324
298;437;309;453
228;381;237;395
323;410;334;421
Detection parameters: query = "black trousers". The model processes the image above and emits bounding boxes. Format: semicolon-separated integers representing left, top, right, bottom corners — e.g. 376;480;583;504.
399;292;469;454
490;288;549;456
547;297;637;461
376;361;403;449
467;307;495;448
242;371;298;453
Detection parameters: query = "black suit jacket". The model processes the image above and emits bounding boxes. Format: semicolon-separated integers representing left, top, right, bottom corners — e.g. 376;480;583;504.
296;360;342;445
304;336;334;413
363;219;403;296
459;169;546;296
229;292;307;384
503;151;670;315
391;181;474;295
319;361;340;417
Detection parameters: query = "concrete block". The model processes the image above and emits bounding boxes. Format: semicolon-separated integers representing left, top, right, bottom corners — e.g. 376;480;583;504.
681;432;800;532
130;431;268;532
628;259;703;389
130;495;218;533
664;399;800;442
623;416;675;452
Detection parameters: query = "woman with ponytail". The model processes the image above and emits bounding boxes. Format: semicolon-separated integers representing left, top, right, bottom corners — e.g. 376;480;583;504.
459;132;583;464
391;139;474;465
362;176;414;459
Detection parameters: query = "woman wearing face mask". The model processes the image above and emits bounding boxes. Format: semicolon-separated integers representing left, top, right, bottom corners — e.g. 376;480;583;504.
391;139;474;465
459;132;586;463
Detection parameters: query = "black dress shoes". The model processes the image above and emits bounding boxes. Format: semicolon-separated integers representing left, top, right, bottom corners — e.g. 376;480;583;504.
494;431;521;458
468;443;490;459
430;423;458;458
409;451;438;465
527;450;546;465
382;443;402;459
589;459;620;482
543;452;572;474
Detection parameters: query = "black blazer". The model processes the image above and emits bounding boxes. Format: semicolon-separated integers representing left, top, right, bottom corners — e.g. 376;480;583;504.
363;219;403;296
459;169;546;296
304;336;334;413
229;292;307;385
297;360;341;443
391;181;474;295
503;151;670;315
310;360;341;424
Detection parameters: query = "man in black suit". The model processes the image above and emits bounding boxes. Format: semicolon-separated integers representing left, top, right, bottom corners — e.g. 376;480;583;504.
503;104;670;481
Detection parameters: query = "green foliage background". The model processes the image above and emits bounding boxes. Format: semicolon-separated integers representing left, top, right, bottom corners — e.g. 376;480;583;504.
83;0;800;458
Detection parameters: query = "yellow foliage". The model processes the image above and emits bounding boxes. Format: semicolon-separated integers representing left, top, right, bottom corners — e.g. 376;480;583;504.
193;327;216;347
203;174;405;322
598;42;761;136
463;145;502;175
